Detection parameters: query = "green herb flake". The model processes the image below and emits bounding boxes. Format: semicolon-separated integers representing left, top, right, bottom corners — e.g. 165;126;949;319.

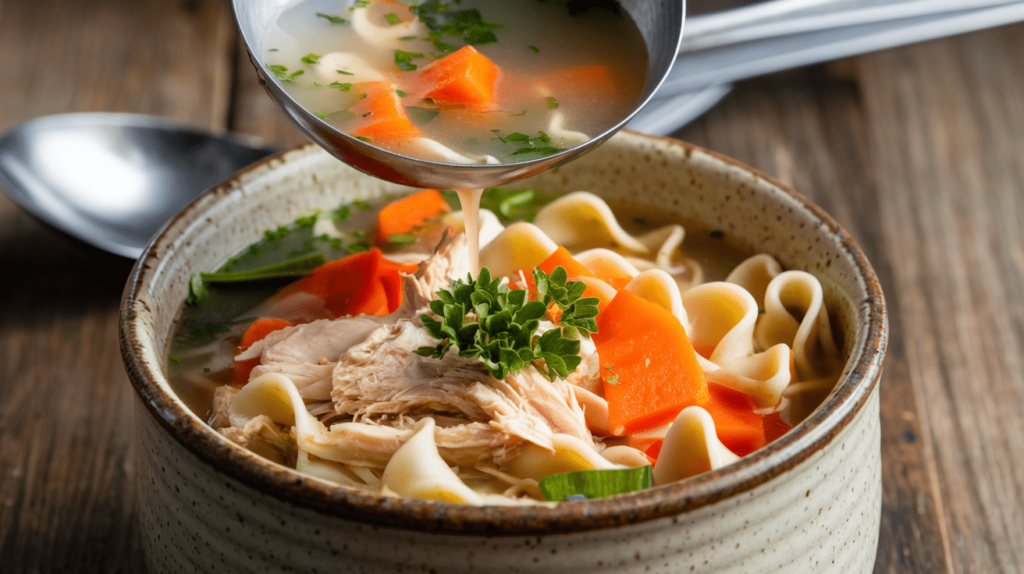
168;356;183;364
314;111;328;119
203;367;211;373
710;229;725;239
527;45;539;53
331;205;352;222
385;12;401;25
317;12;347;24
353;199;373;211
399;35;418;41
396;89;408;98
185;274;209;306
294;210;321;228
356;136;373;143
411;0;502;52
266;64;304;83
546;96;560;109
394;49;425;71
387;233;418;247
345;241;371;254
336;69;354;76
301;53;321;65
354;0;370;7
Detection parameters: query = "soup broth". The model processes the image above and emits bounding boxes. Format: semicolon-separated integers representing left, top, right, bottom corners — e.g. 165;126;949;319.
167;188;844;504
261;0;648;164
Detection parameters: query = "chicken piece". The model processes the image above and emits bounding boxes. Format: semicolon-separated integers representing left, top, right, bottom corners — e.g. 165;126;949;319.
219;415;298;467
209;385;239;429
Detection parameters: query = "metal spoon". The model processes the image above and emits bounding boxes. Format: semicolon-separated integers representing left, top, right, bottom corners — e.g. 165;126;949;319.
0;113;279;259
232;0;685;190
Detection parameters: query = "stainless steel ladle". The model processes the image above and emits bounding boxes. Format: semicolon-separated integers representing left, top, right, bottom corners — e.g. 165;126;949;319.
233;0;685;190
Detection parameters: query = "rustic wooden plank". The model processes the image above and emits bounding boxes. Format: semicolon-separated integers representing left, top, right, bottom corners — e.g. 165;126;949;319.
676;61;949;573
0;0;237;571
857;23;1024;574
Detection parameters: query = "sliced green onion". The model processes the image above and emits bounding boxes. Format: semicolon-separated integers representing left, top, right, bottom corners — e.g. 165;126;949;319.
538;466;653;502
200;253;326;284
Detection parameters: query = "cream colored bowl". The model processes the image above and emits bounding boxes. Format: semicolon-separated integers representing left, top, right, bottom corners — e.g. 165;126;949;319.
120;130;886;573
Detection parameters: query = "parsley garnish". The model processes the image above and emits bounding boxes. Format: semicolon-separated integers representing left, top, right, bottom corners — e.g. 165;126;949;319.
399;35;418;41
385;12;401;25
396;89;408;97
353;0;370;8
331;205;351;222
546;96;560;109
394;49;424;71
415;267;599;381
337;69;354;75
527;45;539;53
387;233;418;246
266;64;303;83
494;130;561;157
511;109;527;117
345;241;371;254
317;12;347;24
411;0;502;53
314;81;353;91
301;53;321;65
353;199;373;211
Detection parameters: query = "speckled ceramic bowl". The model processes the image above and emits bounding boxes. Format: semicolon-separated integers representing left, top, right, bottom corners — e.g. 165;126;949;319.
120;130;886;573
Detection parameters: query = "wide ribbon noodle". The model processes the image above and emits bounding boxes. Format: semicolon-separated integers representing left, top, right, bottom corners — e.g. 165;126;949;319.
211;191;845;501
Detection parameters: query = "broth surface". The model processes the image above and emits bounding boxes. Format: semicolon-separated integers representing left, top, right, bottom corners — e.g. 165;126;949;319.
261;0;647;163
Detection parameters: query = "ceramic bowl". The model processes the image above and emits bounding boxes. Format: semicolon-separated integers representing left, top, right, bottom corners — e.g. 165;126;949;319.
120;130;886;573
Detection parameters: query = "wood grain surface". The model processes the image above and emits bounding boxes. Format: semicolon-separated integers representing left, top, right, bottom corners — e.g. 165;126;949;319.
2;0;1023;571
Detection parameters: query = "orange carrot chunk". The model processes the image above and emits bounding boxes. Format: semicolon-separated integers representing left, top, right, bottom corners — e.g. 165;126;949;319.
702;383;766;457
593;289;709;436
374;189;451;246
234;318;294;386
276;248;411;317
763;412;792;444
418;46;500;110
349;81;420;142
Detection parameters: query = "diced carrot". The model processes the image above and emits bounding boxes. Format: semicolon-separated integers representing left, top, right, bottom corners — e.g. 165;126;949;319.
703;383;766;457
763;412;792;443
275;248;409;318
418;46;500;110
644;439;663;461
374;189;450;246
234;318;294;386
349;81;420;143
593;289;709;436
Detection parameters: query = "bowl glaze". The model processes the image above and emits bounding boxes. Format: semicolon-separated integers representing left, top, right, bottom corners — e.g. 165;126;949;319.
120;130;886;573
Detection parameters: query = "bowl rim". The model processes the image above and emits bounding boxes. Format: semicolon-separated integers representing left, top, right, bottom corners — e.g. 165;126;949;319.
119;131;887;536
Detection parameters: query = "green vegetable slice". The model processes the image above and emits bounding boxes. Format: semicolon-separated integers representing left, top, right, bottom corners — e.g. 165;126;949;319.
539;466;653;502
200;253;326;284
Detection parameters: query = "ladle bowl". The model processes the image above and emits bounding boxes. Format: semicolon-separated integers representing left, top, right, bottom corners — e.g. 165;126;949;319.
233;0;685;190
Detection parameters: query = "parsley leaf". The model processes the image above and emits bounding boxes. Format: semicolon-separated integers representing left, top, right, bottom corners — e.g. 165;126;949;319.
546;96;560;109
266;64;304;83
415;266;598;381
385;12;401;25
301;53;321;65
411;0;502;53
394;49;425;71
527;45;539;53
317;12;347;24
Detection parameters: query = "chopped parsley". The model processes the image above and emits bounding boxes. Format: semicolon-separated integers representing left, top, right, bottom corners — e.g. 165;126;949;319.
294;210;321;228
710;229;725;239
317;12;347;24
314;81;353;91
266;64;304;83
301;53;321;65
385;12;401;25
331;205;351;222
546;96;560;109
396;89;408;97
527;45;539;53
394;49;424;71
353;0;370;8
415;267;599;381
345;241;371;254
353;199;373;211
411;0;502;53
387;233;418;247
337;69;354;75
493;131;561;157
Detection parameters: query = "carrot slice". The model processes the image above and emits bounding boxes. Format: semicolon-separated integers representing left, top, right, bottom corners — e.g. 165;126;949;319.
234;318;294;386
763;412;792;444
703;383;766;457
593;289;709;436
374;189;450;246
418;46;500;110
349;81;420;142
275;248;412;317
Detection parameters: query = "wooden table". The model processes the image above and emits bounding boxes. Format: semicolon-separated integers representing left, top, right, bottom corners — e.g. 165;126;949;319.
2;1;1022;572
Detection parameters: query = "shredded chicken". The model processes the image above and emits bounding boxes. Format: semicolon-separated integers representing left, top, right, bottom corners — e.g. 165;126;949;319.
220;415;298;467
